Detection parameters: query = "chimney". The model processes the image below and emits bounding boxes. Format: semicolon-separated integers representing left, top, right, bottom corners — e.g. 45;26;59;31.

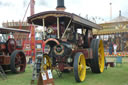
109;2;112;20
119;10;121;17
56;0;66;11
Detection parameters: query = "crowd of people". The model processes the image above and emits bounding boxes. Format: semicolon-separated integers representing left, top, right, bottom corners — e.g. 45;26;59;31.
108;42;117;55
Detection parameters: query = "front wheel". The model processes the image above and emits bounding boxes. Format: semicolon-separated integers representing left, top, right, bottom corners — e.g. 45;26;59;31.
41;54;52;71
74;52;86;82
10;50;26;73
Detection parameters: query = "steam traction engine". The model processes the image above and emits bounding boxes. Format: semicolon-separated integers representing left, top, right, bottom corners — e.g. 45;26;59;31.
0;27;29;73
28;11;105;82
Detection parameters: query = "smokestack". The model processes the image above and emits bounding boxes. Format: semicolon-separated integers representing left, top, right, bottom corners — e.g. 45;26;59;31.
119;10;121;17
109;2;112;20
56;0;66;11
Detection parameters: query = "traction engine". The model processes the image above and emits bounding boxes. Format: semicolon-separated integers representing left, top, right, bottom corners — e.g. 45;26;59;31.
0;38;26;73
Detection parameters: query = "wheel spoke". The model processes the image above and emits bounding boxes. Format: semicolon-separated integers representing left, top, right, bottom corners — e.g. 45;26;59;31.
15;60;19;64
20;55;24;59
19;64;25;67
16;56;20;61
78;64;82;72
41;55;51;71
78;69;83;76
15;56;19;60
98;47;101;52
46;63;50;66
16;64;20;68
15;55;24;68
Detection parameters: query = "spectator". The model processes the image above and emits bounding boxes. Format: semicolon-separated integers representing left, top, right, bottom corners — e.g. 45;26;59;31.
113;43;117;54
109;42;113;55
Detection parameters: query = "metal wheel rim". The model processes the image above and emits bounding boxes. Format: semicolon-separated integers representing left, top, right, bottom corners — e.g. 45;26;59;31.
78;54;86;81
15;52;26;72
41;55;51;71
98;40;104;72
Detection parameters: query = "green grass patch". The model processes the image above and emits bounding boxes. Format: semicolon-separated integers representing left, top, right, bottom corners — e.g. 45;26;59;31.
0;63;128;85
55;64;128;85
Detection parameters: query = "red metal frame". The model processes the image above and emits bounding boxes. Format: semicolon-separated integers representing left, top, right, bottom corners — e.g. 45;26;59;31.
30;0;36;61
72;48;93;59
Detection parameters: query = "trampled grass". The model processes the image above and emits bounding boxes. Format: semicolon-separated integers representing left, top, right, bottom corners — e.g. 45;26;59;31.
0;60;128;85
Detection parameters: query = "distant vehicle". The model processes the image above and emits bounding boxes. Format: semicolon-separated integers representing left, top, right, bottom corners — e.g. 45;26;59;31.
0;27;30;73
28;11;105;82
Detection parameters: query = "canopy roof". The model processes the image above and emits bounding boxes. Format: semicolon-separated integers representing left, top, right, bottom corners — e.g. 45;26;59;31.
105;16;128;24
93;28;128;35
0;27;30;34
28;11;102;29
93;13;128;35
110;16;128;23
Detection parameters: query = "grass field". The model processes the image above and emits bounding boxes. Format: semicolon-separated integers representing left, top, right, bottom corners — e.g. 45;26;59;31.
0;57;128;85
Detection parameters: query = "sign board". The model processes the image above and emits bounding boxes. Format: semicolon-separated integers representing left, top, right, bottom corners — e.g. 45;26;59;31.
37;70;54;85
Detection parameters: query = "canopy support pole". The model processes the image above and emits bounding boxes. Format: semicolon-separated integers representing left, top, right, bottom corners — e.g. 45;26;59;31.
57;17;60;39
61;19;72;39
42;18;45;39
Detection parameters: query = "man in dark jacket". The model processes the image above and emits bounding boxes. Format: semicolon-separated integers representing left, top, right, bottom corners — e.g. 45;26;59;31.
109;42;113;55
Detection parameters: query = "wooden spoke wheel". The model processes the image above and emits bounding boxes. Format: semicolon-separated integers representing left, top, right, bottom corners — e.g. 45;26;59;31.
90;39;105;73
10;50;26;73
7;38;16;53
41;55;52;71
74;52;86;82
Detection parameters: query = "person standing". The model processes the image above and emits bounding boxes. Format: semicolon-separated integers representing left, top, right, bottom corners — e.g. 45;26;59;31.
113;43;117;54
109;42;113;55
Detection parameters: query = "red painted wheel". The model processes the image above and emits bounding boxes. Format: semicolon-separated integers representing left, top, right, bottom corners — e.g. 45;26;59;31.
10;50;26;73
7;39;16;53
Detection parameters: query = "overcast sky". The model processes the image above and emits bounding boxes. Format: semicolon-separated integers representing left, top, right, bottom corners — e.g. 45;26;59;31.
0;0;128;26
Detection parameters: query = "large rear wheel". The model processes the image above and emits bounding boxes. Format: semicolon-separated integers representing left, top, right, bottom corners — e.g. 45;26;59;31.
74;52;86;82
90;39;104;73
10;50;26;73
